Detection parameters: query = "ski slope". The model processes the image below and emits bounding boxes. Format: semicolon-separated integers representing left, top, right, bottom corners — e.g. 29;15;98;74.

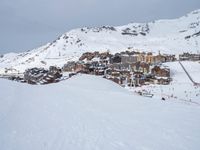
0;74;200;150
180;61;200;83
133;61;200;103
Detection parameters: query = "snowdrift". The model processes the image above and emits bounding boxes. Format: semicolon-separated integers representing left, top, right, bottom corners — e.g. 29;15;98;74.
0;75;200;150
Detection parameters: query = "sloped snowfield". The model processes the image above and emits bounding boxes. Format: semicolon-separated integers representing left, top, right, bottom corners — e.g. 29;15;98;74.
133;61;200;104
181;61;200;83
0;74;200;150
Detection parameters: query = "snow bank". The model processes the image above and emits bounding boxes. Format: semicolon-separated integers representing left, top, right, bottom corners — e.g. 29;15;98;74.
0;75;200;150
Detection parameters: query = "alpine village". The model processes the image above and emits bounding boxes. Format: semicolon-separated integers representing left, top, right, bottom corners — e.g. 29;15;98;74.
3;50;200;97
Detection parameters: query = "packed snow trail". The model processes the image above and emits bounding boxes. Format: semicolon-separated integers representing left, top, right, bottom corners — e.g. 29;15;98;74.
179;61;200;86
0;75;200;150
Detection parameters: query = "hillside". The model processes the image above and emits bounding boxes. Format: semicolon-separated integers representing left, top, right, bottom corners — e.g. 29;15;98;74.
0;9;200;73
0;74;200;150
133;61;200;103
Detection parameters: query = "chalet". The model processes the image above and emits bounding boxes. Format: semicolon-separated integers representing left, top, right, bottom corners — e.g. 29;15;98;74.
179;53;200;61
131;62;150;74
62;61;76;72
151;66;170;77
93;64;107;75
7;76;25;83
99;53;111;65
99;52;111;59
24;67;48;84
137;53;146;62
153;54;166;64
79;52;97;61
109;63;130;71
121;55;137;64
74;63;88;73
145;53;154;64
133;72;146;86
110;70;121;78
143;74;156;85
104;70;131;86
42;66;62;84
156;77;171;85
87;61;98;73
100;57;110;65
24;66;62;84
120;50;140;56
164;54;176;62
191;54;200;61
179;53;190;61
49;66;62;76
104;69;121;84
120;76;128;86
110;54;122;64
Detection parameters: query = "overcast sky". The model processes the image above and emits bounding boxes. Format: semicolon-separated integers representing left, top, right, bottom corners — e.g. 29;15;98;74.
0;0;200;54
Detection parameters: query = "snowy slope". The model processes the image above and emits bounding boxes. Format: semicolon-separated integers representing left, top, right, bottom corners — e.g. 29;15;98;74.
180;61;200;82
133;61;200;103
0;74;200;150
0;9;200;73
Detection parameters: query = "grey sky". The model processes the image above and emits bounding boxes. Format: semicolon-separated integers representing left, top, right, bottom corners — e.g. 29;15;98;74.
0;0;200;54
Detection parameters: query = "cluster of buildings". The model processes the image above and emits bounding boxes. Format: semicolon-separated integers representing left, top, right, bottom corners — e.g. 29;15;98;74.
2;50;199;86
179;52;200;61
63;51;173;87
23;66;62;84
1;48;200;88
3;66;63;85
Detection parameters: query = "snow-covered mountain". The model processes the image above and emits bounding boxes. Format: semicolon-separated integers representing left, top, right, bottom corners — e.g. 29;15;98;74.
1;9;200;73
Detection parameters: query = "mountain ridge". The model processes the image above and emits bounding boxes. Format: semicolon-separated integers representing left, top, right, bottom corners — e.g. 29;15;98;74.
0;9;200;73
